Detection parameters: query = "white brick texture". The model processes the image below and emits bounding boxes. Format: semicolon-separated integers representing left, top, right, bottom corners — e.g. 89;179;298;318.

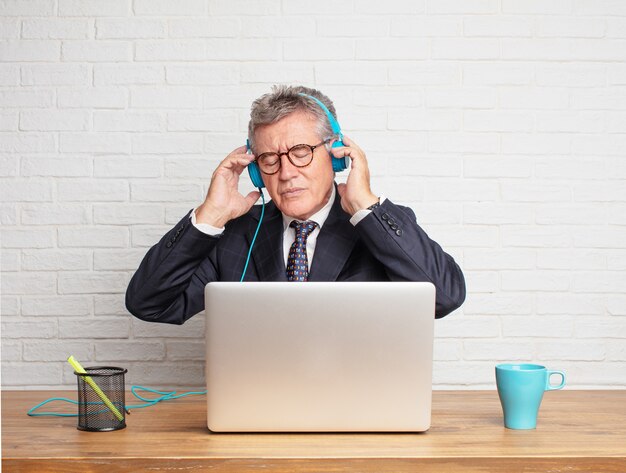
1;1;625;390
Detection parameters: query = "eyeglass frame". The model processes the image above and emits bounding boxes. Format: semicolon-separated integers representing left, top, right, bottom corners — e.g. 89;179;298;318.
254;139;331;175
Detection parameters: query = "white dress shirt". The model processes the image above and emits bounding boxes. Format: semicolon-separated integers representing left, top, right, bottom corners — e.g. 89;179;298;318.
190;187;385;270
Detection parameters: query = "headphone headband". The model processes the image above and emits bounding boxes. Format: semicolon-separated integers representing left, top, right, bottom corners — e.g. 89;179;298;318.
298;92;342;137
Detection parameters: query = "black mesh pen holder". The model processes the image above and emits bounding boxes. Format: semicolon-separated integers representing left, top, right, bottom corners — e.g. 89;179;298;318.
75;366;127;432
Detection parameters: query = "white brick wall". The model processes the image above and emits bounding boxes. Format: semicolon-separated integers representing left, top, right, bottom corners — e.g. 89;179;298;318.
1;0;625;390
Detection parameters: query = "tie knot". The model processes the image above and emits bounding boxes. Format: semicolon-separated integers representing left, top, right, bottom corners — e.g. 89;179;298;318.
290;220;317;240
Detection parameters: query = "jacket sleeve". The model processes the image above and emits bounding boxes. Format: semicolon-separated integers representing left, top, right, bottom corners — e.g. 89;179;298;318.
125;211;220;325
355;199;466;318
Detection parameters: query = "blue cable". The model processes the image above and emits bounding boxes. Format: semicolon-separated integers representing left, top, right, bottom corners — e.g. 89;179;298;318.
27;397;88;417
239;188;265;282
27;386;208;417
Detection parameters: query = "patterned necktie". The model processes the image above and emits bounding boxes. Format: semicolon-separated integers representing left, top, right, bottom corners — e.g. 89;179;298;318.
286;220;318;282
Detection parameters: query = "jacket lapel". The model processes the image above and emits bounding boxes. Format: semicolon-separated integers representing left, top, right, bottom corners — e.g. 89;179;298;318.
308;190;358;282
248;201;287;281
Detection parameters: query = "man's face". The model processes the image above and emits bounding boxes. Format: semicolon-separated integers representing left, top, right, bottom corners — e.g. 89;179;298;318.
253;110;334;220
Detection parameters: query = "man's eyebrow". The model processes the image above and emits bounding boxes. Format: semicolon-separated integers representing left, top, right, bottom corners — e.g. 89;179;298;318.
257;144;294;155
257;148;278;155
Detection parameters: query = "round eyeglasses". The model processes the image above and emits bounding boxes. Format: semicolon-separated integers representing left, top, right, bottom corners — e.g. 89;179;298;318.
255;139;330;175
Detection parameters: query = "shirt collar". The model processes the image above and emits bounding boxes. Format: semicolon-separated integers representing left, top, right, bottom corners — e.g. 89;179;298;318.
282;185;336;232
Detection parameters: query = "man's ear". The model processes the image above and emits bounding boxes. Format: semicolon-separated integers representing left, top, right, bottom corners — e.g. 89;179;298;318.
325;134;340;154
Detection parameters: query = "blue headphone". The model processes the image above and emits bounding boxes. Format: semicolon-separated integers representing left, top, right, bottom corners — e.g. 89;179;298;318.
246;93;349;188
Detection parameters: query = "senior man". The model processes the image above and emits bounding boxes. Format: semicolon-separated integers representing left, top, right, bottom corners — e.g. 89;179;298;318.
126;85;465;324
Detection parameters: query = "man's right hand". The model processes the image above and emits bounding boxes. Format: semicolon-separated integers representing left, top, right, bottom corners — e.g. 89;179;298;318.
195;145;261;228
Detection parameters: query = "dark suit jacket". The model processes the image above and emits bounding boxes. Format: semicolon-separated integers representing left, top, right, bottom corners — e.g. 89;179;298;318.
126;190;466;324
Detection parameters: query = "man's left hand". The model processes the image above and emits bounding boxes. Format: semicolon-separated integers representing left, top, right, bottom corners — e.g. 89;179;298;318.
333;135;378;216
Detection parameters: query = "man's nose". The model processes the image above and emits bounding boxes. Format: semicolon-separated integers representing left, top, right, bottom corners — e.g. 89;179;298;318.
278;154;298;180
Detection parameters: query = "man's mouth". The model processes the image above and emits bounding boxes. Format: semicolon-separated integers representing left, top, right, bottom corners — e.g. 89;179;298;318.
281;188;305;198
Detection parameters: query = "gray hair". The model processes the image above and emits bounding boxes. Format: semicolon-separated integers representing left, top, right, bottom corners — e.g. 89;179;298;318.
247;85;337;152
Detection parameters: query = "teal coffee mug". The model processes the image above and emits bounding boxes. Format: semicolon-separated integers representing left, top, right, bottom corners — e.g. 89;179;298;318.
495;364;566;430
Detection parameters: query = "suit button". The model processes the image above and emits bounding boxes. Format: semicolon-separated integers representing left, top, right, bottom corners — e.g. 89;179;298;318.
387;218;396;225
166;242;172;248
396;229;403;236
391;224;399;230
382;213;389;221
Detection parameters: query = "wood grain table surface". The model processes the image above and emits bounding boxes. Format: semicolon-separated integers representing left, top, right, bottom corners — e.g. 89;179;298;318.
2;389;625;472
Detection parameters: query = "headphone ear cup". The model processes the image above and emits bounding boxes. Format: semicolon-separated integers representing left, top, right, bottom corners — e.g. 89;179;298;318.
330;140;348;172
247;161;265;188
332;156;348;172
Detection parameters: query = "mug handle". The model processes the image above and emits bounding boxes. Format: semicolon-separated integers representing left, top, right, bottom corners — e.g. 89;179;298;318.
546;370;566;391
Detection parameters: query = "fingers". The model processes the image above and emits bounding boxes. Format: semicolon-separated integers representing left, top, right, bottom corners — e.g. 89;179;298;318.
244;190;262;207
335;135;373;205
219;151;256;174
330;135;364;161
226;145;255;163
338;134;361;152
341;134;355;146
331;145;363;168
330;144;353;159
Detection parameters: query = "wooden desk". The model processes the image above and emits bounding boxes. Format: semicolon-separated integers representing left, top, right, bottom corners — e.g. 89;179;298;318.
2;390;625;472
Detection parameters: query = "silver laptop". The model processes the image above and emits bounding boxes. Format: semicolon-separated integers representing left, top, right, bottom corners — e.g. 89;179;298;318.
204;282;436;432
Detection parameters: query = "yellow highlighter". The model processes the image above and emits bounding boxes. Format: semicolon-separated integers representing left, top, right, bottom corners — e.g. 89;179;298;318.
67;355;124;422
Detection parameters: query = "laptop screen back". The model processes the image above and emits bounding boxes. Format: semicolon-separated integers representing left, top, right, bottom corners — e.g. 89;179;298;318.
204;281;436;432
